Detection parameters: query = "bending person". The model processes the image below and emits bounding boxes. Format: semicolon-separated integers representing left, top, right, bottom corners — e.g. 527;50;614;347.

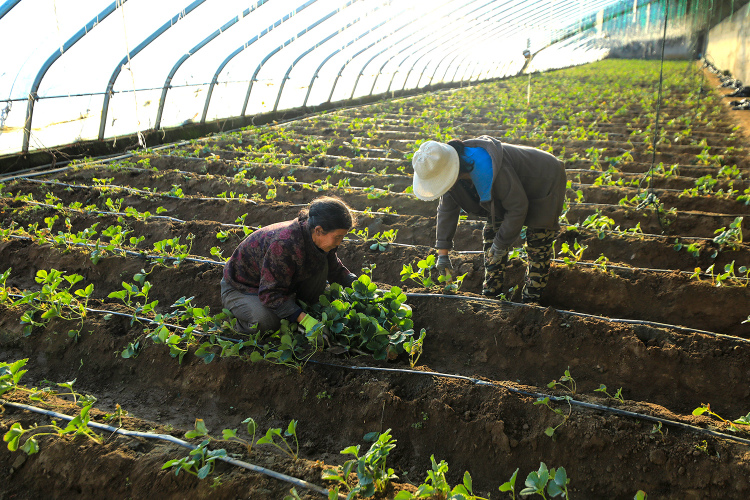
221;196;357;334
411;136;566;303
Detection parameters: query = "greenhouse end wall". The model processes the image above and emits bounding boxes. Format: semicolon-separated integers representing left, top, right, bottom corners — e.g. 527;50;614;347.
706;3;750;83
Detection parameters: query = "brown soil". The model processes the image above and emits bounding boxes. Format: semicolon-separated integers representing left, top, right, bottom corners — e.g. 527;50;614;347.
2;60;750;500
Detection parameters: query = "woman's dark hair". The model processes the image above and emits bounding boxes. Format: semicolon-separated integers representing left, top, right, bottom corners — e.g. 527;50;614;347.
298;196;355;232
447;139;475;173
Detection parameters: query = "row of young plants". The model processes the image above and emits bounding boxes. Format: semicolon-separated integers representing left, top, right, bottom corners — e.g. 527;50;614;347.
7;155;749;251
3;181;749;292
4;358;622;500
4;188;749;292
0;261;425;371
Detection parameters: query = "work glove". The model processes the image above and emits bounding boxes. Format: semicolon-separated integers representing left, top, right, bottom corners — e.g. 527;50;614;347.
485;242;508;266
298;314;325;335
436;254;453;276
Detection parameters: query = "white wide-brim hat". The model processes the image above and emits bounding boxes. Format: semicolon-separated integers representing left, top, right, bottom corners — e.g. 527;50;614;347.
411;141;459;201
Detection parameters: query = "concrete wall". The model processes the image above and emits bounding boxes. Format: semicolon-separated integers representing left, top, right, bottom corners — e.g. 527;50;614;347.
706;3;750;83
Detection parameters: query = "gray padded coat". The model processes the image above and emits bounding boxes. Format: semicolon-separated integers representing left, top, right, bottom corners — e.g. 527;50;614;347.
435;136;567;250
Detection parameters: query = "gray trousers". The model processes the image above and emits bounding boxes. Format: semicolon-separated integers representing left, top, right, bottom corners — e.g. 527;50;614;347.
220;264;328;334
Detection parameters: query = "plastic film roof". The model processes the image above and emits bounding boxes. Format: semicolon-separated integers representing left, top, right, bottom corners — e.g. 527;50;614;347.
1;0;634;155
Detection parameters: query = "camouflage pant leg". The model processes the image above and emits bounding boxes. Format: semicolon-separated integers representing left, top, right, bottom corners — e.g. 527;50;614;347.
522;228;557;302
482;218;508;298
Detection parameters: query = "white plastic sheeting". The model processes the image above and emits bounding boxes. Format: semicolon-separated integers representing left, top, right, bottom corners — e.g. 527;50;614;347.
0;0;630;155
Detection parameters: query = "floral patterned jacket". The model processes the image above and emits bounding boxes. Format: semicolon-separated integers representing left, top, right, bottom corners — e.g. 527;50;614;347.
223;218;356;320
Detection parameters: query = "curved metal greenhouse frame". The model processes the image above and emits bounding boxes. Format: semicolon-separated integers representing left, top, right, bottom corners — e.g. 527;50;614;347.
0;0;710;158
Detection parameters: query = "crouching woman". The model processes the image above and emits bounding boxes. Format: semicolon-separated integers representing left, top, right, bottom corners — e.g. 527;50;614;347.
220;196;357;334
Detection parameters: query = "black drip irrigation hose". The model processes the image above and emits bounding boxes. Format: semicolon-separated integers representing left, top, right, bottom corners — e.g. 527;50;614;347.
9;178;259;206
7;176;747;221
4;212;746;284
306;361;750;447
6;195;726;246
3;230;749;341
3;234;227;267
4;299;750;463
5;292;244;344
0;399;332;498
402;292;750;344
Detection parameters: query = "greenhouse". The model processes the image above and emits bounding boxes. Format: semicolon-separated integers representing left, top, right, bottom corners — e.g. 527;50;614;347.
1;0;750;498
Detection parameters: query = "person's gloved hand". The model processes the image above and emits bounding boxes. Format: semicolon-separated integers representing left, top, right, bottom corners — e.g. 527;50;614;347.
485;242;508;266
299;314;325;335
436;254;453;276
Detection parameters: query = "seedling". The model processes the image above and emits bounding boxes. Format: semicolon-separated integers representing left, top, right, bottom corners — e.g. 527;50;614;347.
499;468;520;499
547;368;577;394
4;404;102;455
403;329;427;368
256;420;299;460
393;455;485;499
713;217;743;251
594;384;624;402
162;439;227;479
13;269;93;339
534;396;573;438
557;240;586;268
103;404;129;428
520;463;570;498
650;422;666;442
323;429;398;499
692;404;750;434
400;255;467;293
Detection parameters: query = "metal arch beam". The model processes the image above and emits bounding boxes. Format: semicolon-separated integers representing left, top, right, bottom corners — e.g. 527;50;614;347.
322;0;457;104
341;0;472;102
440;0;559;83
397;0;518;93
22;1;124;154
97;0;206;141
199;0;318;124
0;0;23;21
379;0;499;95
371;0;493;97
154;0;270;131
438;0;534;82
273;11;366;111
402;2;524;89
324;13;419;103
447;0;557;82
241;0;358;118
426;20;511;87
394;1;514;92
302;15;389;107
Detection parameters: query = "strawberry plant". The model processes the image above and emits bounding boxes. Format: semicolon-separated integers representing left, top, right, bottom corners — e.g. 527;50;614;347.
13;269;94;339
256;420;299;460
594;384;624;402
4;404;102;455
394;455;485;499
400;255;467;293
534;396;573;438
557;241;587;269
692;404;750;434
162;439;227;479
547;368;576;394
304;275;424;361
520;463;570;498
403;328;427;368
712;217;743;251
323;429;398;499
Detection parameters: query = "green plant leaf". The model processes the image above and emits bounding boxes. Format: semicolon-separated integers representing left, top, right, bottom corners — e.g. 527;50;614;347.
185;419;209;439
